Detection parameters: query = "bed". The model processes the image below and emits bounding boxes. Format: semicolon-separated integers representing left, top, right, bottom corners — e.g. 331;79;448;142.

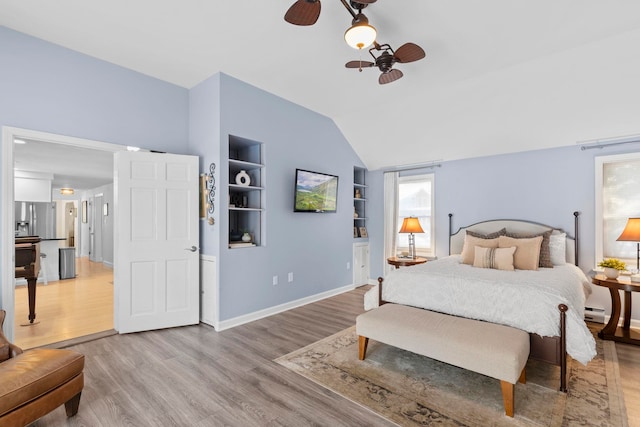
363;212;596;391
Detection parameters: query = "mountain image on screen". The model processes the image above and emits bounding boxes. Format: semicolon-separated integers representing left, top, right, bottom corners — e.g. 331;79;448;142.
294;170;338;212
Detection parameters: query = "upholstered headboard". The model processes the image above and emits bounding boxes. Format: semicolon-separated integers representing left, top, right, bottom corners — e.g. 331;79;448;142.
448;212;579;266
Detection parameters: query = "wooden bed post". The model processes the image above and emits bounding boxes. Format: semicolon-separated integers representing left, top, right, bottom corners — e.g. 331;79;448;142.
559;303;568;392
448;213;453;256
377;277;385;306
573;211;580;267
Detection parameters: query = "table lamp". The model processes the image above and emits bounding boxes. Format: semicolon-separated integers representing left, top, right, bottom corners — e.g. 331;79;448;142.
399;217;424;259
616;217;640;271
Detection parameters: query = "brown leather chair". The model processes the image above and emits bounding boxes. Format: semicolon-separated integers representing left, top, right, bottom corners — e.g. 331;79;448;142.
0;310;85;426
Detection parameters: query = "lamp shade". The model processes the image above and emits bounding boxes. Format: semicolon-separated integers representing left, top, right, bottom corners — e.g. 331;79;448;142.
344;14;376;50
617;217;640;241
399;217;424;234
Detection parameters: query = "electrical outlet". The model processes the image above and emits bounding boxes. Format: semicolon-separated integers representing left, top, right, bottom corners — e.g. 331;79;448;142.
288;272;293;282
272;275;278;286
347;262;351;270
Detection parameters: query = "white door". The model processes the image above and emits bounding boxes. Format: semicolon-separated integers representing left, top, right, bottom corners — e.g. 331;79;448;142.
353;243;370;285
115;151;200;333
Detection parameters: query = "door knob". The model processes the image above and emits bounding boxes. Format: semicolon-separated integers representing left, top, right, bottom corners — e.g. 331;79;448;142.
185;246;198;252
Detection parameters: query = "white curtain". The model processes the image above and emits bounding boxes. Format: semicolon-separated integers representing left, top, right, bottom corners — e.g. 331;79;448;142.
603;159;640;263
383;171;399;275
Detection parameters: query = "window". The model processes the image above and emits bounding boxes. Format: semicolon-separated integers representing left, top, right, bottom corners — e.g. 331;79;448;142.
396;174;435;257
596;153;640;270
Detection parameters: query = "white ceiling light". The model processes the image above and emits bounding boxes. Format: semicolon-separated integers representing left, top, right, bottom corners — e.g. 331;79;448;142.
14;139;26;144
60;188;74;195
344;14;376;50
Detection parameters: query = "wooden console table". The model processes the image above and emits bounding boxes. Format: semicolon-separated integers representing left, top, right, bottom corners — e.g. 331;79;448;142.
387;256;427;269
591;274;640;346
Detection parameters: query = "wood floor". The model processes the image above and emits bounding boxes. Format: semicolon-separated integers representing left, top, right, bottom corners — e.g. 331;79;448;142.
14;257;114;349
24;285;640;427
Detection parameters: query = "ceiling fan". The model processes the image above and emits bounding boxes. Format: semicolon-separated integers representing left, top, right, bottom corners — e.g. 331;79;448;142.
346;42;426;84
284;0;377;27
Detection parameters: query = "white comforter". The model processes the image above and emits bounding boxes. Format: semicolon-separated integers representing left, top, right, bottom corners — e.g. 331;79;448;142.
364;255;596;365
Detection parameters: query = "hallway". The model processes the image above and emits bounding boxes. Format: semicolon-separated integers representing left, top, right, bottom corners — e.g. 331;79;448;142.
14;257;114;349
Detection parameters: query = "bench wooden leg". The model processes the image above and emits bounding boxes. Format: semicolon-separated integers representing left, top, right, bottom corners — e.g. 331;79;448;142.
358;336;369;360
518;368;526;384
500;381;514;417
64;392;82;417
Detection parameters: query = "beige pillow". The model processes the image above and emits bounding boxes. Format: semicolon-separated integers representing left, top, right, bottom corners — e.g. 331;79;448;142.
461;235;499;265
498;235;543;270
473;246;516;271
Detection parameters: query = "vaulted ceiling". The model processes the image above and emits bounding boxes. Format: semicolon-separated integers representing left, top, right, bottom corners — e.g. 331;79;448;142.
2;1;640;171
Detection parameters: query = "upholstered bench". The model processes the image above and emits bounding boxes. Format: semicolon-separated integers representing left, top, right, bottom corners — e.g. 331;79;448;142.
0;310;84;426
356;303;530;417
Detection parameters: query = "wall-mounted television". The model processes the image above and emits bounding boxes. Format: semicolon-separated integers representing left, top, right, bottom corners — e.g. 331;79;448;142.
294;169;339;213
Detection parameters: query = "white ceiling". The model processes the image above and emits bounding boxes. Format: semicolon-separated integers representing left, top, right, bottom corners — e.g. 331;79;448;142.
13;139;114;190
3;1;640;172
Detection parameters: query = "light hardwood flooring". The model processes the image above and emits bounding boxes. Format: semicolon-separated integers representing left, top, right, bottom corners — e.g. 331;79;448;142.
23;285;640;427
14;257;114;350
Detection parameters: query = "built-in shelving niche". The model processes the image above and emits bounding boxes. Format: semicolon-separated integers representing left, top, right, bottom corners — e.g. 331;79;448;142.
354;166;368;239
228;135;264;248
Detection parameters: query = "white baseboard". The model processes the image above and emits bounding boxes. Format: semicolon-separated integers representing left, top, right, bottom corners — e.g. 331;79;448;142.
215;284;356;331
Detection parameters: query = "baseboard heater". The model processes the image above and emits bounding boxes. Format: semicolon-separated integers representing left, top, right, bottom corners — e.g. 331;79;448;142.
584;306;605;324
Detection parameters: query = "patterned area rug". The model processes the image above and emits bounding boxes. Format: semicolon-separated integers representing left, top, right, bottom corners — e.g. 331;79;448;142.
276;326;627;426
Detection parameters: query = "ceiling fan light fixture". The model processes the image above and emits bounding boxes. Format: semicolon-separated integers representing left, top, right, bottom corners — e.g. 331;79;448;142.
344;14;376;50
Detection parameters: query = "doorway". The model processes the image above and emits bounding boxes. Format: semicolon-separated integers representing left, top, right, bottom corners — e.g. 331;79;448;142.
2;127;123;344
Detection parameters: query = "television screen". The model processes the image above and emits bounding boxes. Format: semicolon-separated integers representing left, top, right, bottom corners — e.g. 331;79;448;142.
294;169;339;213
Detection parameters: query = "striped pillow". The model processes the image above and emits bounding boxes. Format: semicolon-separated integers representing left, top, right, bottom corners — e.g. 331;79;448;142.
473;246;516;271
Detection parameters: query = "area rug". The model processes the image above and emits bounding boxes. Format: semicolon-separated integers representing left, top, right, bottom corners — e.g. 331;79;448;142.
275;326;627;426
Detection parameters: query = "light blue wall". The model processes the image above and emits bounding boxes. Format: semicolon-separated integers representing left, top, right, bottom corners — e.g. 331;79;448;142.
191;73;366;321
368;144;640;321
0;27;188;151
0;26;189;309
189;73;222;256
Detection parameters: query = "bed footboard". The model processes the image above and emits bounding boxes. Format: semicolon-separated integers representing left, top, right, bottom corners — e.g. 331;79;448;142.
375;277;568;392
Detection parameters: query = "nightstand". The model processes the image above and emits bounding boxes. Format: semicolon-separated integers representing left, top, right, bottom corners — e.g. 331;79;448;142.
591;274;640;346
386;256;427;269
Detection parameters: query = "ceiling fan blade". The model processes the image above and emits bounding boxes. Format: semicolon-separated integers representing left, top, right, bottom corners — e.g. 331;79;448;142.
284;0;321;26
394;43;426;63
345;60;374;68
379;69;403;84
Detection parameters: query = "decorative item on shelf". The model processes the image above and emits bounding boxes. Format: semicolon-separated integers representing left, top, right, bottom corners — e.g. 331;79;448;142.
235;170;251;186
399;216;424;259
617;217;640;271
354;188;361;199
597;258;626;279
354;227;358;238
359;226;368;238
354;207;358;218
241;232;252;242
203;163;216;225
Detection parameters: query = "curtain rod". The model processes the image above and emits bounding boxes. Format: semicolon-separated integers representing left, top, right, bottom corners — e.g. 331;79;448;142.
380;160;443;173
578;134;640;151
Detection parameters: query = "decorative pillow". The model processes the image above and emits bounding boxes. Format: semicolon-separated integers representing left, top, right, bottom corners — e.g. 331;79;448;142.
506;230;553;268
549;231;567;265
473;246;516;271
498;235;543;270
461;235;500;265
466;228;507;239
